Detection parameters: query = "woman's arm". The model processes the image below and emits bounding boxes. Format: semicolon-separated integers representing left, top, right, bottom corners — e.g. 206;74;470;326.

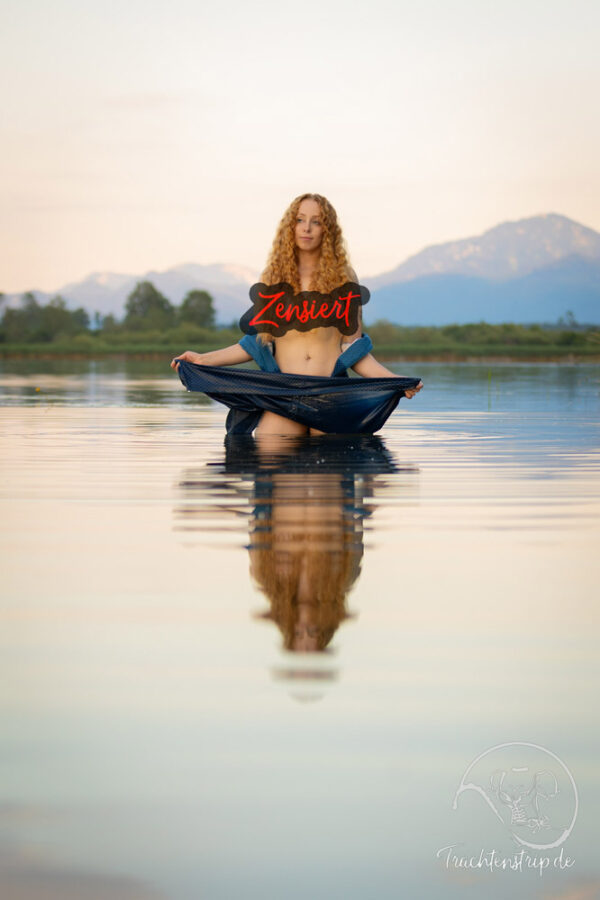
170;343;252;371
351;353;400;378
351;353;423;398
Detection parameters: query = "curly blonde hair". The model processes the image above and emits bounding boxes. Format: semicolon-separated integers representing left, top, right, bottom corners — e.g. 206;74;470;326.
256;193;355;345
261;192;352;294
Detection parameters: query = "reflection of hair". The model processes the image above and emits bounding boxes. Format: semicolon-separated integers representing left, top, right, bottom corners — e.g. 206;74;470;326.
251;527;362;651
259;193;352;346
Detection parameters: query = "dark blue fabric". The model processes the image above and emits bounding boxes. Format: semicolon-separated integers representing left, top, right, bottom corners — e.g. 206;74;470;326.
238;333;281;373
175;333;421;435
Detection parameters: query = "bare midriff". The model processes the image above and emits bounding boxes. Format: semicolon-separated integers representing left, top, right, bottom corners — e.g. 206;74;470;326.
272;328;345;376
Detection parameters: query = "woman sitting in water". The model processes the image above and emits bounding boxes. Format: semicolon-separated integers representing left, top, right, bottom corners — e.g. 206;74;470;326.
171;193;423;436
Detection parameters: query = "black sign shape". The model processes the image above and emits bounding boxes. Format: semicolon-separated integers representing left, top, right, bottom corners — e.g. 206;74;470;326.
239;282;370;337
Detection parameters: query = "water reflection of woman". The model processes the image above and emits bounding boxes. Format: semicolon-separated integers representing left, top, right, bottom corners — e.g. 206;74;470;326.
171;193;422;436
249;470;362;652
216;434;402;653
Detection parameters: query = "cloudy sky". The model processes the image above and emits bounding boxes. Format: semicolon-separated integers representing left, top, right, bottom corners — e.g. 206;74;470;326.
1;0;599;293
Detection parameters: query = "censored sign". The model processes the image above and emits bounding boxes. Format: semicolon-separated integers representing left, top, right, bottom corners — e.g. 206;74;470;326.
239;282;370;337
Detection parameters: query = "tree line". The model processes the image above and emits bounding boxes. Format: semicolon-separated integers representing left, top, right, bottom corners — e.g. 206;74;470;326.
0;282;217;343
1;281;598;354
365;318;599;349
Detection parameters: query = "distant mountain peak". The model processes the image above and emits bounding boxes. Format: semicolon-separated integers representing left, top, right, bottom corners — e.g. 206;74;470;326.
370;213;600;287
4;262;261;323
75;271;134;289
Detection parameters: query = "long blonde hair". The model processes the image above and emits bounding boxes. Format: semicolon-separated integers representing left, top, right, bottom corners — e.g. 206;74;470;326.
257;194;352;344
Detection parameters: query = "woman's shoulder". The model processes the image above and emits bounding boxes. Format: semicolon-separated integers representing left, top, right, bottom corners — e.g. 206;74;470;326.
345;265;358;282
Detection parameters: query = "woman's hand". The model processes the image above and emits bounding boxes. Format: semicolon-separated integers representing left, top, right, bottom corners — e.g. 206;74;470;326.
404;380;423;399
170;350;203;371
170;344;253;372
351;355;424;396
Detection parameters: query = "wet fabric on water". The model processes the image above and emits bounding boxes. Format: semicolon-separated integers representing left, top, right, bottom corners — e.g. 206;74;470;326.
175;333;421;435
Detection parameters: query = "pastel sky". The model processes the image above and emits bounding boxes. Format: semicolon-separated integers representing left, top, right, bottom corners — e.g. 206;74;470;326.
1;0;599;293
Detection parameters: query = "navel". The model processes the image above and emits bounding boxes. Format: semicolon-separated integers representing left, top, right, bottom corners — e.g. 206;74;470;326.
305;352;311;361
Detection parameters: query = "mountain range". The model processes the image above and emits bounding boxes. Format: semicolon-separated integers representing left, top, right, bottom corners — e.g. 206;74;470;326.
365;213;600;325
3;213;599;325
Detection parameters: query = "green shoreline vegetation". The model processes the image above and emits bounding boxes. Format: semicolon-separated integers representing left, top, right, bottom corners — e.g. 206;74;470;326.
1;282;599;362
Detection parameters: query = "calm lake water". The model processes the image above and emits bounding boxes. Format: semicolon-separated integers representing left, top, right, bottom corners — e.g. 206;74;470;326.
1;360;599;900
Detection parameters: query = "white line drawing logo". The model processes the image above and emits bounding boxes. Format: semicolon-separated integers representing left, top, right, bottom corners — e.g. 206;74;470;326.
452;742;578;850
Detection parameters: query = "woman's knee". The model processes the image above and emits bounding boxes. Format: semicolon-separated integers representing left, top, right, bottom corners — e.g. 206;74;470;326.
256;411;308;436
